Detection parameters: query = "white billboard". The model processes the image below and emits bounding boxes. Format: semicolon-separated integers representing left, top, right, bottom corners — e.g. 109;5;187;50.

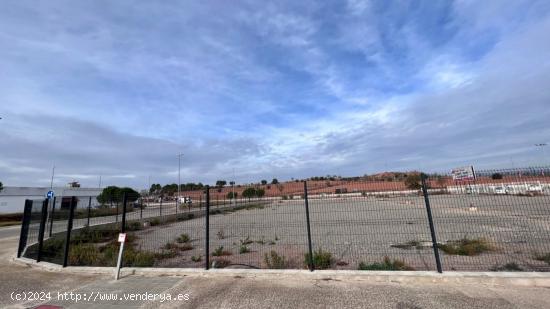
451;166;476;181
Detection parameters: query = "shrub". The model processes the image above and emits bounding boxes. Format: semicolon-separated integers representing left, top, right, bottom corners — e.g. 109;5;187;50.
131;251;155;267
358;257;414;271
126;221;143;231
154;250;177;259
149;218;161;226
239;236;253;245
180;243;193;251
304;248;332;269
534;253;550;265
69;244;101;266
177;233;190;243
212;246;231;256
164;242;179;251
490;262;523;272
211;258;231;268
390;240;424;250
239;245;250;254
264;251;288;269
438;238;495;256
191;255;201;262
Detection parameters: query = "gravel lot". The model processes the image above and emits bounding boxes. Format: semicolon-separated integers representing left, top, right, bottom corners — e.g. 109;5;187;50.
131;194;550;271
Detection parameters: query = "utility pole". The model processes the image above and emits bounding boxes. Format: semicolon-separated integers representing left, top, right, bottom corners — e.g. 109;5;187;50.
98;175;102;189
178;153;184;211
50;165;56;190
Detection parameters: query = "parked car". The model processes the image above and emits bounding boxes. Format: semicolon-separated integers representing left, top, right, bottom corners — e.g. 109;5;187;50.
494;186;507;194
527;184;543;194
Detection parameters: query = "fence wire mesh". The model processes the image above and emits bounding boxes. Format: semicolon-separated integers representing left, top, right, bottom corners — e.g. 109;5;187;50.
16;167;550;272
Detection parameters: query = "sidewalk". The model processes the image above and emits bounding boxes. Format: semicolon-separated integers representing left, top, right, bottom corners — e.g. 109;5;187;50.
2;236;550;308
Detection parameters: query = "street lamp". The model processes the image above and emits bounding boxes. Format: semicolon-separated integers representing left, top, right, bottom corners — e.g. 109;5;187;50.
177;153;184;212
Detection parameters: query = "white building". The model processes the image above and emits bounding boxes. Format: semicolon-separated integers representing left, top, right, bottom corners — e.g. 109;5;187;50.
0;186;102;213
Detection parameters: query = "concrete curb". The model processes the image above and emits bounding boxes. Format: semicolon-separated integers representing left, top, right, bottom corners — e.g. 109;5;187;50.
11;256;550;287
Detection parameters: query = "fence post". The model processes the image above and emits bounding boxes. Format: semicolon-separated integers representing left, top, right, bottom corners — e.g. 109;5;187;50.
87;196;92;226
62;196;77;267
303;181;314;271
205;186;210;270
49;196;56;237
140;198;143;220
160;197;163;216
121;193;127;233
36;199;49;262
17;200;33;258
115;198;119;223
421;175;443;273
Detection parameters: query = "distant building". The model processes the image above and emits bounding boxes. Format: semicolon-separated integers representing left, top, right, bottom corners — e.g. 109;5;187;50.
0;186;102;213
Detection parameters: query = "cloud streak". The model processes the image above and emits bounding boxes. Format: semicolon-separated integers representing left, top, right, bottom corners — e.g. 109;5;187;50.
1;0;549;188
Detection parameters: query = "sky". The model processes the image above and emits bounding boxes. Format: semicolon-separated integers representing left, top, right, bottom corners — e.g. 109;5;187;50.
1;0;550;189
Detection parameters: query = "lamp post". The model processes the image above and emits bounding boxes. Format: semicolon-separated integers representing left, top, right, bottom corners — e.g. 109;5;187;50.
177;153;184;212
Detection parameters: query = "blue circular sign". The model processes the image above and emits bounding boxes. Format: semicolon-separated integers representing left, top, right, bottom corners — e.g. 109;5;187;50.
46;190;55;199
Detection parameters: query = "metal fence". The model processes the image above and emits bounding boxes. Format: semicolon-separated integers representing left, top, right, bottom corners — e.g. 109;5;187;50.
17;167;550;272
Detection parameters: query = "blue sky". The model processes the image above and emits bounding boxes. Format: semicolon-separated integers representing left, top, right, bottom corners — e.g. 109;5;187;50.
1;0;550;188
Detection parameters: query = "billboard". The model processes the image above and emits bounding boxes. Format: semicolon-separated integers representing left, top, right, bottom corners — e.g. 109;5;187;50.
451;166;476;181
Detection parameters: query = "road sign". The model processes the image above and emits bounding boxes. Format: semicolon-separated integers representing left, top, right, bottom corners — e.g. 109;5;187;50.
115;233;126;280
118;233;126;243
46;191;55;199
451;166;476;181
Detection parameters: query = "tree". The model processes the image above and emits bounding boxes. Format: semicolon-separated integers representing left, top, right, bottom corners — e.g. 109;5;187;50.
227;191;238;199
271;178;279;184
161;184;178;196
97;186;122;205
242;188;255;199
0;181;3;193
491;173;503;180
256;188;265;197
216;180;227;187
229;181;235;186
119;187;140;202
404;174;422;190
149;184;161;195
97;186;140;205
261;180;268;185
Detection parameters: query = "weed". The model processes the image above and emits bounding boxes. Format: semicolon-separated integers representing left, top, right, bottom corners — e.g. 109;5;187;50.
210;258;231;268
131;252;155;267
438;238;496;256
264;251;288;269
268;241;276;245
240;236;253;245
164;242;179;251
391;240;424;250
239;245;250;254
191;255;202;262
304;248;332;270
180;243;193;251
212;246;232;256
358;257;414;271
69;244;101;266
154;250;177;259
177;233;190;243
126;221;143;231
217;229;225;239
534;253;550;265
490;262;523;271
336;261;349;266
